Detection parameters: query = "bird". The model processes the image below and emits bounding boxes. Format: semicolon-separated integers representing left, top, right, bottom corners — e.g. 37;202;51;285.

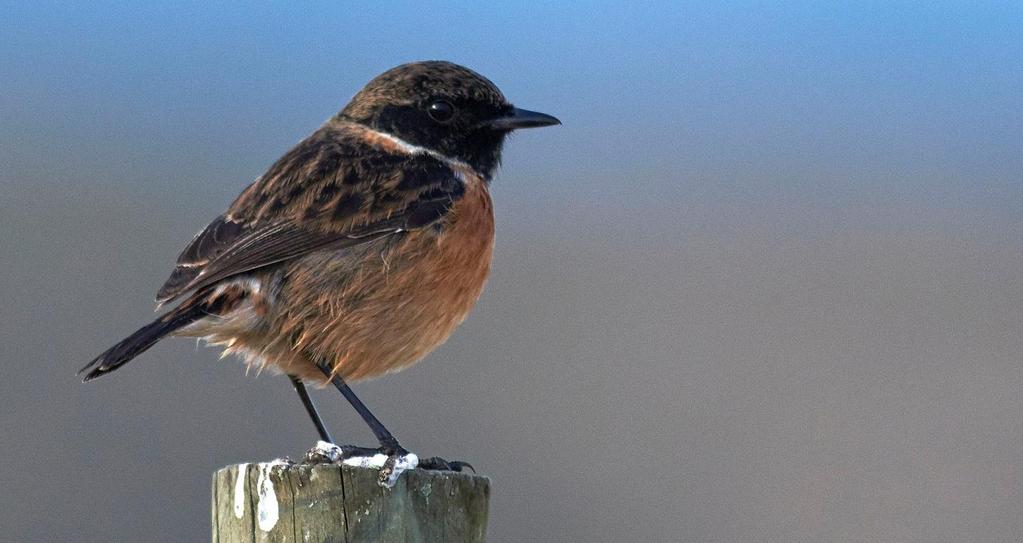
79;61;559;467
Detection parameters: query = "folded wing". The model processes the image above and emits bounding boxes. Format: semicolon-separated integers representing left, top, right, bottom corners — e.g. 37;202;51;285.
156;125;464;304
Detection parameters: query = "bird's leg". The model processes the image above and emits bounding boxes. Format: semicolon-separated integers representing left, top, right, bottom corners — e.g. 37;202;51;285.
313;362;471;472
289;375;334;444
315;362;405;455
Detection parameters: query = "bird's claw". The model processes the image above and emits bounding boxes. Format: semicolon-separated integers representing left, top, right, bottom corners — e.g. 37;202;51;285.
418;456;475;473
304;441;409;464
305;441;473;474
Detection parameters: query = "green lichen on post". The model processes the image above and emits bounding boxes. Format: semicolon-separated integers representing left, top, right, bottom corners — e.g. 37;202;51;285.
212;463;490;543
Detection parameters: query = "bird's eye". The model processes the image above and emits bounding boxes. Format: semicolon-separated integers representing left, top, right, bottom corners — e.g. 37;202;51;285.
427;100;455;123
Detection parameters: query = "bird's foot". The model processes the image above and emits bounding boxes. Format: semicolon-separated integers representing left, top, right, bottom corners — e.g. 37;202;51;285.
418;456;475;473
304;440;408;462
304;440;417;488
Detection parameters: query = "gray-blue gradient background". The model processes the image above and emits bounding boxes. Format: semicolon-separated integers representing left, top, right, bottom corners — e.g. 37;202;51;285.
2;2;1022;541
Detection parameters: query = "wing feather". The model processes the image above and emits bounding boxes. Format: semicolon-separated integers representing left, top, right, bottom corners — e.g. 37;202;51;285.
155;124;464;303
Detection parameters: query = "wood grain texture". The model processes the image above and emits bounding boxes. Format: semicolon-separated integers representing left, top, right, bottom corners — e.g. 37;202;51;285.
212;463;490;543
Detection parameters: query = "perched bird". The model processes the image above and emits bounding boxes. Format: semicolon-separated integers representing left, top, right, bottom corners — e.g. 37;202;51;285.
80;61;559;465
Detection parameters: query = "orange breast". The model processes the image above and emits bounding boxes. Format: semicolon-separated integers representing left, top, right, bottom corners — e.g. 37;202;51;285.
282;172;496;382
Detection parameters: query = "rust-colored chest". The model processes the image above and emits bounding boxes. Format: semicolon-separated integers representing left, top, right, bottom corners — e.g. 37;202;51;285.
271;172;495;382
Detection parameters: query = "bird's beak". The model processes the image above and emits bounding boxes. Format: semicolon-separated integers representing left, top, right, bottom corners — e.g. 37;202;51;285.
486;107;561;130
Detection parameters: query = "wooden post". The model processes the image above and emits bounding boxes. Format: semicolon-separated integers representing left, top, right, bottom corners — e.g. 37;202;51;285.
212;462;490;543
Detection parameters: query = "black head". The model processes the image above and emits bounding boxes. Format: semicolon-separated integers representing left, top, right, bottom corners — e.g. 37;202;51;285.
338;61;559;178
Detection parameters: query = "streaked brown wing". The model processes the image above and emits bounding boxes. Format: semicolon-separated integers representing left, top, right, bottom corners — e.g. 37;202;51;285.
156;193;456;304
156;123;463;304
155;215;246;300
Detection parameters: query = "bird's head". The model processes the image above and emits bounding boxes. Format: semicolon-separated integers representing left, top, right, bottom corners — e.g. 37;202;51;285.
338;61;559;178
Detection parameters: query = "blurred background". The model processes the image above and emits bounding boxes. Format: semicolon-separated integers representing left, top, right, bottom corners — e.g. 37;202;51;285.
2;2;1022;542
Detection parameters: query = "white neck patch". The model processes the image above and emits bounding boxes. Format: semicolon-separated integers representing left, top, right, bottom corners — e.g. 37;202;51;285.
361;126;484;182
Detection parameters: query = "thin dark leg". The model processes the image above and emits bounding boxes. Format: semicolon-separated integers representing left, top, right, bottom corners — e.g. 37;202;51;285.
313;363;470;472
289;375;334;444
315;362;403;453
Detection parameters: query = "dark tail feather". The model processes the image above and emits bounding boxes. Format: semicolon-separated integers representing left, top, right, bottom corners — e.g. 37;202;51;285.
79;302;206;382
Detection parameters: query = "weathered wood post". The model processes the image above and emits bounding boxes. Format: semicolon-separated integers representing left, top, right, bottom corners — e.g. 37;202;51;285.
212;461;490;542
